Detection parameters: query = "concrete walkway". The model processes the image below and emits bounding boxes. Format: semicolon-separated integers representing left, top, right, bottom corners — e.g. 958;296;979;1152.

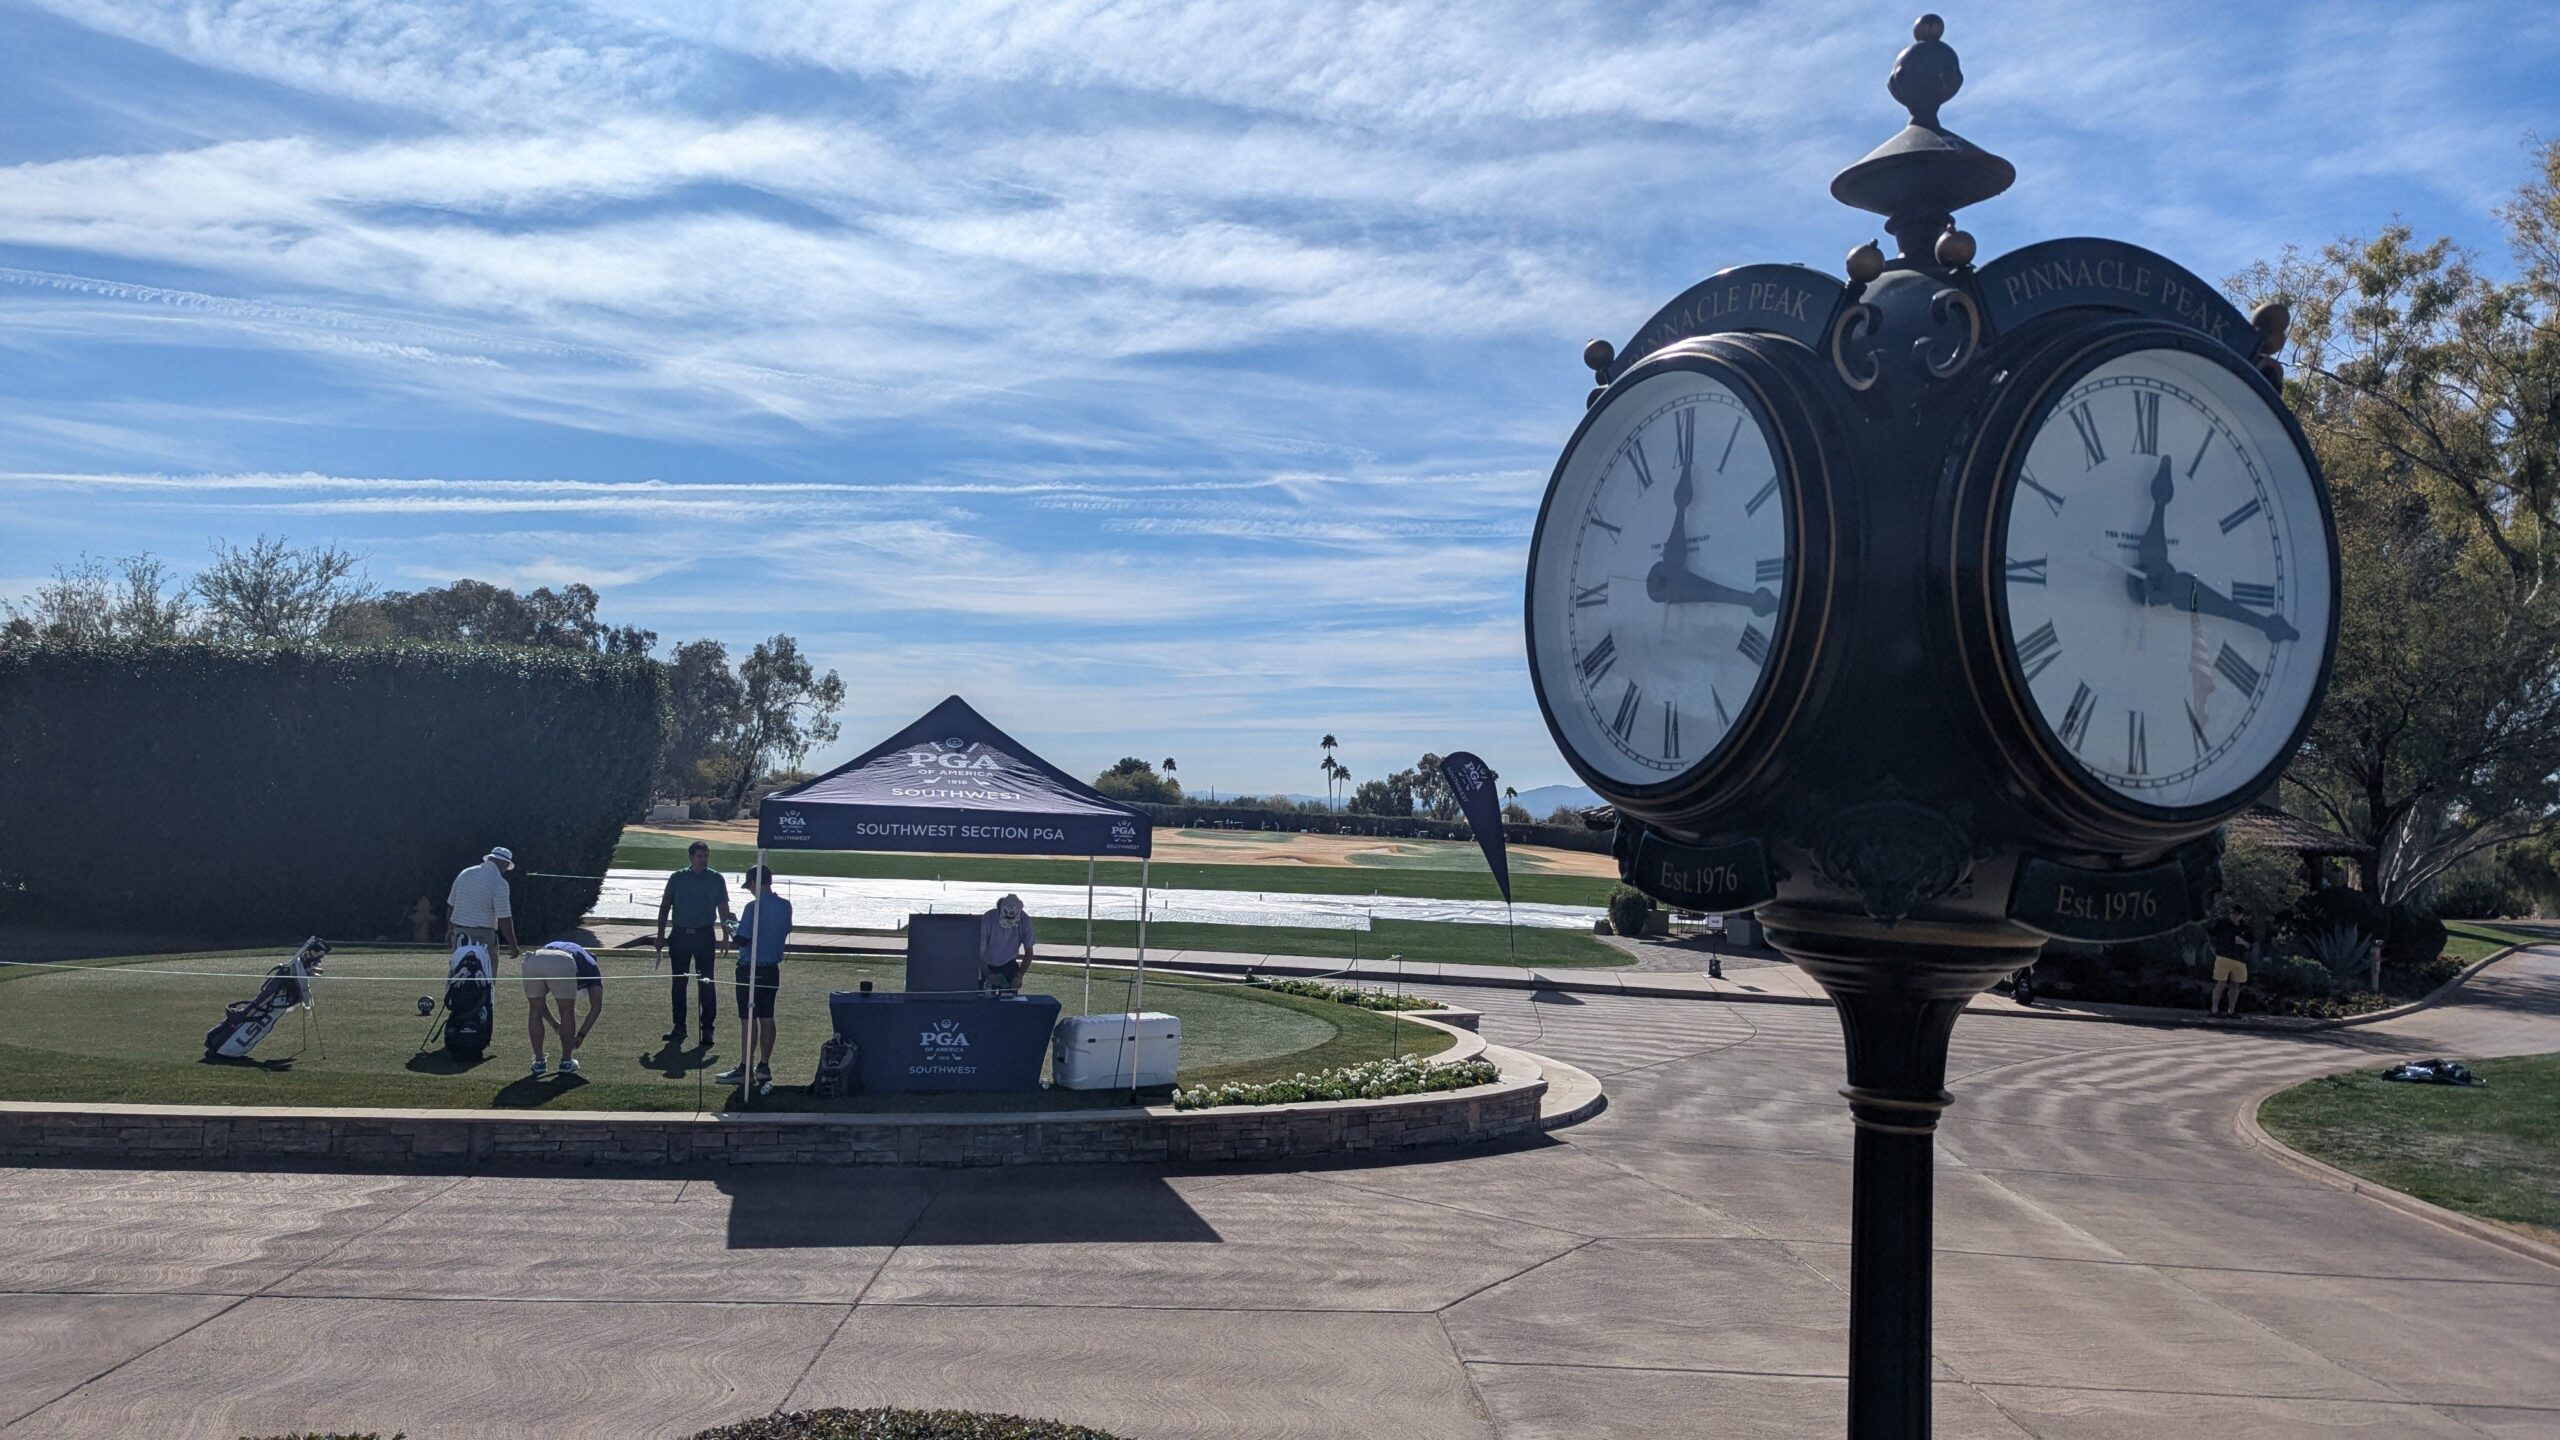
5;950;2556;1437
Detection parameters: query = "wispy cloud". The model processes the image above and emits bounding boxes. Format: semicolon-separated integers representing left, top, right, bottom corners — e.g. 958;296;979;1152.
0;1;2548;789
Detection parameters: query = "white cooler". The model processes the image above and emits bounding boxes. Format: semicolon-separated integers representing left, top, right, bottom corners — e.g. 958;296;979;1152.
1052;1011;1182;1089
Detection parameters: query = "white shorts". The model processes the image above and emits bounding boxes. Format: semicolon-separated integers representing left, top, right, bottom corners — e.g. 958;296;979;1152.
521;947;578;1001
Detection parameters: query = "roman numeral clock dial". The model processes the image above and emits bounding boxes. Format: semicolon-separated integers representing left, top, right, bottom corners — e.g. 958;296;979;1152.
1995;346;2333;812
1528;359;1798;792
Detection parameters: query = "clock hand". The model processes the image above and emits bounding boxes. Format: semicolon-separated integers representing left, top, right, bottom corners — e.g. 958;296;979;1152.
1646;562;1779;615
1659;443;1696;565
2127;454;2175;603
2166;571;2300;643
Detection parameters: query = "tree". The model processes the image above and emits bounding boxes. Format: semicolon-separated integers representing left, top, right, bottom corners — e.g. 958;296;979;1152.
1320;733;1339;808
726;635;845;812
1502;802;1532;824
194;535;370;642
2219;834;2308;955
1542;805;1585;827
329;579;654;655
2241;143;2560;901
3;553;191;642
1162;756;1177;776
1094;757;1182;805
660;638;746;799
1348;769;1415;816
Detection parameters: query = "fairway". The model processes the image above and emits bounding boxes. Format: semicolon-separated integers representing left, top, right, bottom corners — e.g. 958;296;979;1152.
613;831;1618;908
0;947;1453;1114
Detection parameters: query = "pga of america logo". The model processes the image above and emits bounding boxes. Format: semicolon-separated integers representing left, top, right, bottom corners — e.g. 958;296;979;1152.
1111;819;1139;846
773;809;809;837
919;1018;971;1050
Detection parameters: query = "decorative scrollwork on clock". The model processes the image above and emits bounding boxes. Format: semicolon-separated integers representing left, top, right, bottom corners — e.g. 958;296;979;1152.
1830;301;1884;392
1912;286;1982;380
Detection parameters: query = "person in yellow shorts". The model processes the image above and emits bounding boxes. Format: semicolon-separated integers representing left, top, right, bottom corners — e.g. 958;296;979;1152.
520;944;583;1076
2209;950;2249;1017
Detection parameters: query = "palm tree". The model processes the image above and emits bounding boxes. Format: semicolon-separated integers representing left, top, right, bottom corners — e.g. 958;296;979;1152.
1320;734;1339;808
1162;756;1177;775
1318;755;1338;810
1333;764;1353;812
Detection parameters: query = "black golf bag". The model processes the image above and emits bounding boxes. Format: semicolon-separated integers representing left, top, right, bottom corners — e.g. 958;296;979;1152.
438;944;495;1062
204;938;330;1059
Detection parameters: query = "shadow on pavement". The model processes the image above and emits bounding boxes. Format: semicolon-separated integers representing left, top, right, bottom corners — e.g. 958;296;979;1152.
715;1165;1223;1249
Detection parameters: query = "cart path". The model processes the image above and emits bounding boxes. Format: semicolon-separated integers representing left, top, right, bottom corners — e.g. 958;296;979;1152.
4;951;2555;1438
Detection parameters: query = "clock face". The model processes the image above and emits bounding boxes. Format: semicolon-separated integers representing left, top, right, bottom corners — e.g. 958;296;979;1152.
1998;347;2332;811
1529;366;1791;789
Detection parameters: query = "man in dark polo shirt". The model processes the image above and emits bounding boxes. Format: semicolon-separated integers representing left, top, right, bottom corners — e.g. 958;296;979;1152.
654;841;733;1048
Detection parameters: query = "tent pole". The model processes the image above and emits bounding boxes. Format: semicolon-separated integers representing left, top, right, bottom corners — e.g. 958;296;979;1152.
746;846;766;1110
1083;856;1095;1015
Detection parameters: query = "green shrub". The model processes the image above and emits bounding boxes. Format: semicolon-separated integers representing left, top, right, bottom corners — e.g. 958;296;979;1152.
2430;871;2520;919
1173;1054;1502;1110
2290;886;2387;942
2220;834;2306;944
2252;951;2339;1001
689;1410;1127;1440
1605;884;1654;937
0;639;664;940
2382;903;2449;969
1244;974;1439;1011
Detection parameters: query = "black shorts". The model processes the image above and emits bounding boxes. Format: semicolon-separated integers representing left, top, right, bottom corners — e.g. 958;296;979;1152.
734;966;780;1019
668;925;717;972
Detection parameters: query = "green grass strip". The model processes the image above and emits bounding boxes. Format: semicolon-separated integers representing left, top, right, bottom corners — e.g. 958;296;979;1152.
2260;1052;2560;1240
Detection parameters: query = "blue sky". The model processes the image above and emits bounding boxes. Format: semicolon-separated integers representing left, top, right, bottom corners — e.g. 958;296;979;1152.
1;1;2552;796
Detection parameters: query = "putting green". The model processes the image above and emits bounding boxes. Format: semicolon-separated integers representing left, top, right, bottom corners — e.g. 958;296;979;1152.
0;947;1452;1114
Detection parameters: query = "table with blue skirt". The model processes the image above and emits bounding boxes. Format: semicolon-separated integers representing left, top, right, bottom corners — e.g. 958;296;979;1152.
827;988;1062;1093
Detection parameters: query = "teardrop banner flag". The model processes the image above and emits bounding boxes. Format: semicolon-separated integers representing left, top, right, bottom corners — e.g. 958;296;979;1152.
1440;751;1512;904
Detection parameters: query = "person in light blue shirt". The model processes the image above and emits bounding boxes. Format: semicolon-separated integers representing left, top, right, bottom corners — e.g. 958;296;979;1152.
718;866;792;1095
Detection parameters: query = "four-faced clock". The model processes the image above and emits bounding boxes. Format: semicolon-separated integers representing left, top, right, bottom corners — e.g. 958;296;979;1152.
1527;344;1830;809
1963;328;2336;830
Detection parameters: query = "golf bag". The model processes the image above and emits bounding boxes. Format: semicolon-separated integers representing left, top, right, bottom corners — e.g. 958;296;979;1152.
438;942;496;1062
811;1035;858;1099
204;938;330;1059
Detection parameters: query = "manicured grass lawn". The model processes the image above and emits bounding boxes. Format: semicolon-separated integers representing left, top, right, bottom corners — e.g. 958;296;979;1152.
2440;922;2548;966
0;947;1450;1114
2259;1052;2560;1244
613;836;1618;908
779;916;1622;970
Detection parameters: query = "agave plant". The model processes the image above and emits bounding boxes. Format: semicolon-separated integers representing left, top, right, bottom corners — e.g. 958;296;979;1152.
2303;923;2379;988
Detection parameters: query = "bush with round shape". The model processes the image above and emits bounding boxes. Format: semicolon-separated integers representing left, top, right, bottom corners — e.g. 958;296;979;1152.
688;1408;1129;1439
1605;884;1654;938
2381;903;2449;970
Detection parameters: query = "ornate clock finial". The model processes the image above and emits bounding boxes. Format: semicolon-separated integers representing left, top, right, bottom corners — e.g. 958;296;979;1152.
1831;14;2016;263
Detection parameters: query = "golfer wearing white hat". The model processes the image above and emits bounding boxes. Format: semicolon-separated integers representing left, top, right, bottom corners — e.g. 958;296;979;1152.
446;846;522;963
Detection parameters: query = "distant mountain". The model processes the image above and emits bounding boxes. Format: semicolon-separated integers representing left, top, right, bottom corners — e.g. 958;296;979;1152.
1512;783;1600;816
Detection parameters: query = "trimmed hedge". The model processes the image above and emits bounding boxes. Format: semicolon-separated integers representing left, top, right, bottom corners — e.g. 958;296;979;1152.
0;640;663;941
690;1410;1127;1440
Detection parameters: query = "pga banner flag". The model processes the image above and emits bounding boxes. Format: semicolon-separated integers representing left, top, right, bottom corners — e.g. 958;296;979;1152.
1439;751;1513;904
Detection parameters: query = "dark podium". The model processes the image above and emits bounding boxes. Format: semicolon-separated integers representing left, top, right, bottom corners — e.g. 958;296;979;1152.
824;912;1061;1093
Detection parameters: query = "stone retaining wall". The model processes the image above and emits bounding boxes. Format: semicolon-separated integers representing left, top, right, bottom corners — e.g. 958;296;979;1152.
0;1076;1545;1171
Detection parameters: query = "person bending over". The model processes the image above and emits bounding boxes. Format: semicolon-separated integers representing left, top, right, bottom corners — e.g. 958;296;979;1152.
977;893;1036;993
718;866;792;1096
550;938;606;1060
520;943;584;1077
655;841;733;1049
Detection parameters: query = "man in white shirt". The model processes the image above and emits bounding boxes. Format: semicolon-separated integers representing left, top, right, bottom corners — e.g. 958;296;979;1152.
976;893;1035;993
446;846;521;962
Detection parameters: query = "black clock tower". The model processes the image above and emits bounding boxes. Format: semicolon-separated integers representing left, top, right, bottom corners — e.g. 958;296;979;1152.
1523;17;2339;1437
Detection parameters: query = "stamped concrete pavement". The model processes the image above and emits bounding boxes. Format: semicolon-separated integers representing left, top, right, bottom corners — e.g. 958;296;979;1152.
3;951;2555;1438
